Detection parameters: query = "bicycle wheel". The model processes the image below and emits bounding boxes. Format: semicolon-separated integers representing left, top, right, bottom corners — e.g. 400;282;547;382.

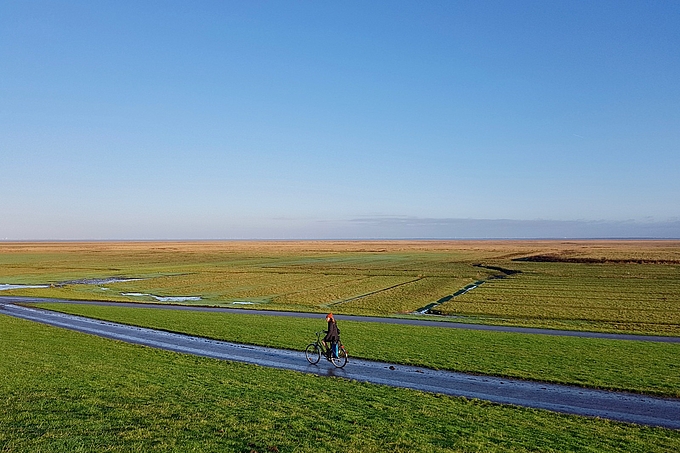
330;346;348;368
305;343;321;364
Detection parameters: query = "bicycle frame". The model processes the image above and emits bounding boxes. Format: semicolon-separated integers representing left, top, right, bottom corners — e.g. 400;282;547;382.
306;331;348;368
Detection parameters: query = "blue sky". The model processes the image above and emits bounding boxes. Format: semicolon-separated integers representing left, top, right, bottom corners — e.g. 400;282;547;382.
2;1;679;239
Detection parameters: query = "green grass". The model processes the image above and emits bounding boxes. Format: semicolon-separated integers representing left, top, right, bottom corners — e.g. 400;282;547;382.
2;241;679;333
438;262;680;335
34;303;680;397
2;314;679;453
4;242;680;451
0;243;486;314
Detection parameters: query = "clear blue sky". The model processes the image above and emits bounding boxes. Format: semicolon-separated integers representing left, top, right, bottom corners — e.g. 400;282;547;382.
2;1;679;239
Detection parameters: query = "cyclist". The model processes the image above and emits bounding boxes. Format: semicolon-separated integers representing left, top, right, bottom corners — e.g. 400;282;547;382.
323;313;340;358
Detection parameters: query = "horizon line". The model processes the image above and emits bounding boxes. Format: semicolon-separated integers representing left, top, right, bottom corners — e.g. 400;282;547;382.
2;237;680;243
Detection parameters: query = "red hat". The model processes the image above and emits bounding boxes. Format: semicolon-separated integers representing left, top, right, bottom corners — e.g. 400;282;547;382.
326;313;334;321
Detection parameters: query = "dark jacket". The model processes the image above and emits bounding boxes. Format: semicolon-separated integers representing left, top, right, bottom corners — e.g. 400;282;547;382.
324;320;340;343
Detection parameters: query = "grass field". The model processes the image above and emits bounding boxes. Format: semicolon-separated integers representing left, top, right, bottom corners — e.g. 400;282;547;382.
34;303;680;397
0;241;485;314
2;314;679;453
3;241;680;451
1;240;679;334
437;261;680;335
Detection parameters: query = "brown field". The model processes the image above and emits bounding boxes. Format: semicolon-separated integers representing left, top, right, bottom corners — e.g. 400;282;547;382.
1;239;679;260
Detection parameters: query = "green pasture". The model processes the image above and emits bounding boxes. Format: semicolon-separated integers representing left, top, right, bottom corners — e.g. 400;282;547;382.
2;314;679;453
0;246;485;314
2;242;679;334
438;262;680;335
34;303;680;397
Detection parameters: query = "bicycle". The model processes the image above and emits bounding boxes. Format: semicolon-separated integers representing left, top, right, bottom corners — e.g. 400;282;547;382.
305;331;348;368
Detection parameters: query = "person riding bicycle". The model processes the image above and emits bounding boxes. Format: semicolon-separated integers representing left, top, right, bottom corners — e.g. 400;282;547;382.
323;313;340;358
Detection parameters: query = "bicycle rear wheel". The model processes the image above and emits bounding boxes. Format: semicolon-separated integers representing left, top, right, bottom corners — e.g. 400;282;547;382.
330;346;348;368
305;343;321;364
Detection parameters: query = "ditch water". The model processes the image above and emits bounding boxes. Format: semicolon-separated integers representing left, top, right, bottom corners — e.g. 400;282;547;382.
413;264;522;315
413;281;485;314
0;284;50;291
1;278;201;303
56;277;142;286
1;278;141;291
121;293;202;302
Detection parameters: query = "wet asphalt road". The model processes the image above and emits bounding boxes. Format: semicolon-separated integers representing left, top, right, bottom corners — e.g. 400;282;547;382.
2;301;680;429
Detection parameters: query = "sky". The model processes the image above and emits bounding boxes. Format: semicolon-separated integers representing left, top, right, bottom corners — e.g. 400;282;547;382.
1;1;679;239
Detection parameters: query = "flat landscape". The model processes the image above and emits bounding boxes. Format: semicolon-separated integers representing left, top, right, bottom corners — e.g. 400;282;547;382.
2;241;680;451
1;240;679;334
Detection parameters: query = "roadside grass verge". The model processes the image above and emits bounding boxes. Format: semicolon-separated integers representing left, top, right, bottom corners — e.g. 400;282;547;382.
2;314;679;453
33;303;680;398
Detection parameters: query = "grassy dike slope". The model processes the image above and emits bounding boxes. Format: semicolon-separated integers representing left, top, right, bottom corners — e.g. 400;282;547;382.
2;315;679;453
35;303;680;397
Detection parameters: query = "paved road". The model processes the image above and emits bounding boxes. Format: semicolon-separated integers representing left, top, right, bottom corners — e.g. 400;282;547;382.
2;295;679;343
2;302;679;429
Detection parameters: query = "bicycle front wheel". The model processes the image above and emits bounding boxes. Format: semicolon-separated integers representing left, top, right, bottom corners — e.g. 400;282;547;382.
330;346;348;368
305;343;321;364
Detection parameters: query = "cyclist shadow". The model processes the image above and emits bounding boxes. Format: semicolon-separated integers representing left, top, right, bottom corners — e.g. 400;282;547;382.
307;362;348;378
322;366;348;378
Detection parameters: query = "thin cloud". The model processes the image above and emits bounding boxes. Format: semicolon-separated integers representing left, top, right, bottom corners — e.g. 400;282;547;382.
344;217;680;239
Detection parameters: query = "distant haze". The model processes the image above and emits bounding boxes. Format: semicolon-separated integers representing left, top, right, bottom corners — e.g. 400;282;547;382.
2;216;678;241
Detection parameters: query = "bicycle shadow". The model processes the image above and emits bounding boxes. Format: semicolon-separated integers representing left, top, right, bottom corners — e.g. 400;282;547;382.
306;362;349;378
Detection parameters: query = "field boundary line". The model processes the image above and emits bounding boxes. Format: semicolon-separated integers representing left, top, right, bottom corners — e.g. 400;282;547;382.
325;277;423;307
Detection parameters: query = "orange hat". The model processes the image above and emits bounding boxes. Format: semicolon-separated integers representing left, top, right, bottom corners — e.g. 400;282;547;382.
326;313;334;321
